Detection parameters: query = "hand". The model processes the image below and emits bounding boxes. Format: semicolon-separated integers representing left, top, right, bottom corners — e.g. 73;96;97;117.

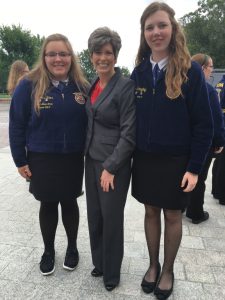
181;171;198;192
18;165;32;179
214;146;223;154
100;169;115;192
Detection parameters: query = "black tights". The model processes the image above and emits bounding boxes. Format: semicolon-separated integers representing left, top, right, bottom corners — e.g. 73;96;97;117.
144;205;182;290
39;199;79;253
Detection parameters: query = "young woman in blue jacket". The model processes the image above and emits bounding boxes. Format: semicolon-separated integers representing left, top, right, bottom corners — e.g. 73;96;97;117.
186;54;225;223
9;34;89;276
212;75;225;205
131;2;213;299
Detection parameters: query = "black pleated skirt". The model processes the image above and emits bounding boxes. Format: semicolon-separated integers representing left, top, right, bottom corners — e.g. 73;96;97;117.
28;151;84;202
131;150;189;210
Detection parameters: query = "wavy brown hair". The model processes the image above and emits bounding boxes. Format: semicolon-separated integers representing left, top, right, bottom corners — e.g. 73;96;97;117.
7;60;29;95
27;33;89;112
135;2;191;99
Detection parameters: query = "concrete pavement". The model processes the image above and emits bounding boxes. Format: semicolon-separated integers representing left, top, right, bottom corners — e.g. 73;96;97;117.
1;102;225;299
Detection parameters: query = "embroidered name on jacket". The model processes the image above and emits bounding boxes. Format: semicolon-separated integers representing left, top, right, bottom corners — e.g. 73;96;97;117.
73;92;85;104
40;96;53;109
135;87;147;99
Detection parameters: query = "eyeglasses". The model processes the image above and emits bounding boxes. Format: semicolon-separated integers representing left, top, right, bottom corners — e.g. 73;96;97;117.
45;51;72;58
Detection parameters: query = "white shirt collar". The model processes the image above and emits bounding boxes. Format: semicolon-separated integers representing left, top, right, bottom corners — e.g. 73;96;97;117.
150;56;168;71
51;78;69;87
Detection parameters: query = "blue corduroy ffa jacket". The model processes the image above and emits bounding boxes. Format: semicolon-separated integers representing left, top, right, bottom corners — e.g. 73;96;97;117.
9;79;87;167
215;74;225;101
206;83;225;148
215;75;225;122
131;60;213;174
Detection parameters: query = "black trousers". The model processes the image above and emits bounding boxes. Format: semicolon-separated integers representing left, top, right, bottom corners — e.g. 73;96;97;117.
186;150;213;219
85;156;131;286
212;148;225;201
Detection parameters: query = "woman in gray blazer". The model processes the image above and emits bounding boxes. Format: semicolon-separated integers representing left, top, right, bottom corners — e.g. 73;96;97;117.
85;27;136;291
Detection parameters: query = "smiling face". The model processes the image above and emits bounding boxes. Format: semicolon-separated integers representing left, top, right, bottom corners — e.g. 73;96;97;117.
91;43;116;78
44;41;72;81
144;10;172;61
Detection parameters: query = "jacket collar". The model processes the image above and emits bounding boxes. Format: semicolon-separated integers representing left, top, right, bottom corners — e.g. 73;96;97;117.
136;59;165;86
88;67;121;110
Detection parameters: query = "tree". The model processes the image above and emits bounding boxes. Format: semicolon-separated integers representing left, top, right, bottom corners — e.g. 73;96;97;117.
78;49;130;82
78;49;96;83
181;0;225;68
0;24;44;92
120;66;130;77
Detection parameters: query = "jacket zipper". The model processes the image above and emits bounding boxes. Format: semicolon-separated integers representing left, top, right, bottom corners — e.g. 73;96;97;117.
148;87;156;143
62;93;66;150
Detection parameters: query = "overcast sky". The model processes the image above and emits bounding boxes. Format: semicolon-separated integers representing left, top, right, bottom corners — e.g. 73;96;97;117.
1;0;198;71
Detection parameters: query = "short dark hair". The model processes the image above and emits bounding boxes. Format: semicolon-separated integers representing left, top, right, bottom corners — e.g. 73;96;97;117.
88;27;122;59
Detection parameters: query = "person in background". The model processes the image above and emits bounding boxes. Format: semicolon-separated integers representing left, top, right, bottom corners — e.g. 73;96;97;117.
9;33;89;276
212;76;225;205
186;54;225;223
85;27;135;292
131;2;213;299
7;60;29;95
215;74;225;99
7;60;31;182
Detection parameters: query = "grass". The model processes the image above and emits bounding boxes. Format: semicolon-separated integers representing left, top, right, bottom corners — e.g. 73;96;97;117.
0;94;10;99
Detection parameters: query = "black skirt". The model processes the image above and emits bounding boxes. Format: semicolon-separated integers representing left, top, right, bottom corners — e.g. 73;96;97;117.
28;151;84;202
131;150;189;210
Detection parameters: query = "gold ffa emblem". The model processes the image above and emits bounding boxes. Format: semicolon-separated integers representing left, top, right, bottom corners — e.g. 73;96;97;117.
73;92;85;105
216;83;224;88
135;87;147;99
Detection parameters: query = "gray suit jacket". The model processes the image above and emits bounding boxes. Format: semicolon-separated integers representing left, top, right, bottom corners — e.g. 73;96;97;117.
85;68;136;174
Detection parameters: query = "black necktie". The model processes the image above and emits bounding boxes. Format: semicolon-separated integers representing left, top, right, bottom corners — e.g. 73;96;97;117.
153;63;160;87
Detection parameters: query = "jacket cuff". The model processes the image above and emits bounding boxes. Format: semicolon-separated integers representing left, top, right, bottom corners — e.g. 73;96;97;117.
102;161;116;175
212;137;225;148
186;161;202;175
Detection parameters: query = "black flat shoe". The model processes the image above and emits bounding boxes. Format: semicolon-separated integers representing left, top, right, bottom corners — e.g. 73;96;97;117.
219;199;225;205
154;272;174;300
141;262;161;294
192;211;209;224
91;267;103;277
105;284;117;291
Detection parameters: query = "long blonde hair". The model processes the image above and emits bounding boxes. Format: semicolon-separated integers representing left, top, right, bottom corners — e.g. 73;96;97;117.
27;33;89;112
136;2;191;99
7;60;29;95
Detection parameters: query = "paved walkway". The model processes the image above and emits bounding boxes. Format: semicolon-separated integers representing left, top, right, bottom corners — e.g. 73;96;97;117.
0;103;225;299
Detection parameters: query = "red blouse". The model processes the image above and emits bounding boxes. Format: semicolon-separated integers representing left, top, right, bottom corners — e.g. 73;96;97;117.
91;80;103;105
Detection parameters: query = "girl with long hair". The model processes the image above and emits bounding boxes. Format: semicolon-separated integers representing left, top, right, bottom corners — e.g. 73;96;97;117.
131;3;213;299
9;33;89;276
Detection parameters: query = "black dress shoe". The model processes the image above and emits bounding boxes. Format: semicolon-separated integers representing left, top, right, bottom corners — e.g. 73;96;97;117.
219;199;225;205
212;193;219;200
141;262;161;294
192;211;209;224
105;284;117;291
91;268;103;277
154;272;174;300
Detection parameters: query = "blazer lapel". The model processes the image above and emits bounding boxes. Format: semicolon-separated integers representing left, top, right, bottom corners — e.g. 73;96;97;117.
90;68;121;111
